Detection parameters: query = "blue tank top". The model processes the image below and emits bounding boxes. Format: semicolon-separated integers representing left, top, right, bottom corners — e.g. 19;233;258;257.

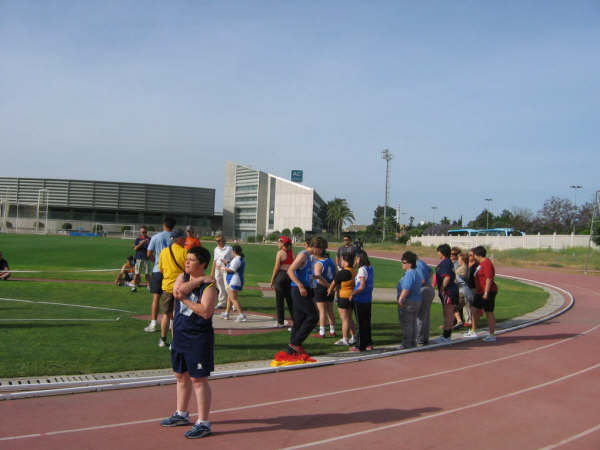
313;256;336;288
173;274;214;334
352;265;374;303
291;250;313;288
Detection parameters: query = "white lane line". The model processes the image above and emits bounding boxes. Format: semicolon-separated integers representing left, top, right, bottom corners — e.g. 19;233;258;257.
2;322;599;442
281;363;600;449
0;297;132;313
0;318;120;322
538;423;600;449
10;269;120;273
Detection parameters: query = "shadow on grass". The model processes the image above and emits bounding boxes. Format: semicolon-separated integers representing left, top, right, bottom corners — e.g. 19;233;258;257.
214;407;442;435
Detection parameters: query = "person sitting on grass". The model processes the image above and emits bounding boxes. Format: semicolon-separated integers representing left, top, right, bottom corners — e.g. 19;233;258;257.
220;244;247;322
161;246;217;439
0;251;11;281
114;256;135;286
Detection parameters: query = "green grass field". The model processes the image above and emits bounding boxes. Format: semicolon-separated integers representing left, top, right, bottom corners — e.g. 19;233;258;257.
0;234;549;377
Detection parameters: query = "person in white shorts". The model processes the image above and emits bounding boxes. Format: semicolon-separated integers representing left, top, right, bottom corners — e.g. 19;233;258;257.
210;233;232;309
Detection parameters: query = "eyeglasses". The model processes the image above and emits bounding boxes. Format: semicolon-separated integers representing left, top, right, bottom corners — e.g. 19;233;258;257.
450;252;458;256
401;261;408;264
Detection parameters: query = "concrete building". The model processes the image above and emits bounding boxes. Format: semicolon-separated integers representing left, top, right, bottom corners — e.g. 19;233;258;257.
223;162;326;240
0;177;218;235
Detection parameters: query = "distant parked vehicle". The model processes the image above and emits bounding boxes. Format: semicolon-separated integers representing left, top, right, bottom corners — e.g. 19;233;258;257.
448;228;480;236
448;227;525;237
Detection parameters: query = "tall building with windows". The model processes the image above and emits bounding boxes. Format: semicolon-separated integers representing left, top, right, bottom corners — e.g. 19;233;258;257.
223;162;325;240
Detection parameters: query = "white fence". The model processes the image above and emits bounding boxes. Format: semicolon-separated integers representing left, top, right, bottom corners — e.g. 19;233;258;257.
411;233;598;250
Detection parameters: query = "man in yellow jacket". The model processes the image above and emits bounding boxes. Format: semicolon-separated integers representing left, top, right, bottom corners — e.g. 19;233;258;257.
158;228;188;348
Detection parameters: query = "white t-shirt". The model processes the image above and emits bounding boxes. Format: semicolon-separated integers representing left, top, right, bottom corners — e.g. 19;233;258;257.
355;266;368;285
214;245;233;271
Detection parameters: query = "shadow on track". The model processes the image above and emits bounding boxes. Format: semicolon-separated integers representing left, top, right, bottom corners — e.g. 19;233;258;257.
213;407;442;435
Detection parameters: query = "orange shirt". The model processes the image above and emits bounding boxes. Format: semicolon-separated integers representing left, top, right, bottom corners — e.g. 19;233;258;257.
184;236;202;250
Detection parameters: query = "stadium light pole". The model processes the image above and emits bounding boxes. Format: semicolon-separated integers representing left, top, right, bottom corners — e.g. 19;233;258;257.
569;185;583;234
569;185;583;206
382;149;393;242
484;198;493;229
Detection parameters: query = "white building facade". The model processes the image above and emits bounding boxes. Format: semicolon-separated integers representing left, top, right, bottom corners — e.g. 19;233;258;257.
223;162;325;240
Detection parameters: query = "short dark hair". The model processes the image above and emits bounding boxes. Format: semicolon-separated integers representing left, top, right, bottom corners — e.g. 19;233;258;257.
450;246;461;256
164;216;176;230
436;244;451;258
355;250;371;267
188;246;211;268
341;253;353;266
343;235;352;240
472;245;487;257
310;236;328;254
127;255;134;263
401;251;417;269
231;244;244;258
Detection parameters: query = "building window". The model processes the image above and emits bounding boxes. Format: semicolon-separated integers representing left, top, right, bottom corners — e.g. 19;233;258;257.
236;185;258;193
268;177;276;229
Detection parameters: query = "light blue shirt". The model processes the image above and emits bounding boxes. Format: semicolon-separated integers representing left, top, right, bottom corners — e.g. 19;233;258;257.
148;230;172;272
416;259;431;286
397;268;423;302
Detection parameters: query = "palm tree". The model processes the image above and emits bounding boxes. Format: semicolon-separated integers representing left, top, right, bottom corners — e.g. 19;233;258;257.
326;198;355;241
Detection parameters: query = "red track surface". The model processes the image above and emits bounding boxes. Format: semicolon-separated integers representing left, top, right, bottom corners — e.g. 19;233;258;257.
1;255;599;450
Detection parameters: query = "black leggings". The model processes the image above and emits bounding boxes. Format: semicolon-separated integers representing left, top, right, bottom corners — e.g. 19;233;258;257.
274;270;293;325
353;301;372;350
290;286;317;347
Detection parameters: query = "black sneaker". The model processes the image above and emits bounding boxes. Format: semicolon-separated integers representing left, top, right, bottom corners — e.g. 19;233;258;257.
185;423;212;439
160;412;190;427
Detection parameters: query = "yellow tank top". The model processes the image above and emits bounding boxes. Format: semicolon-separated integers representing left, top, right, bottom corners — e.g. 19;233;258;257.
339;268;356;299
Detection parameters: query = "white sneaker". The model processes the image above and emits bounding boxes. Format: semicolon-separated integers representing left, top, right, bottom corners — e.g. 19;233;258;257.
144;323;158;332
463;330;478;338
348;336;357;345
235;314;247;322
216;302;226;309
126;282;135;288
482;334;497;342
220;312;229;320
334;338;349;346
158;338;167;347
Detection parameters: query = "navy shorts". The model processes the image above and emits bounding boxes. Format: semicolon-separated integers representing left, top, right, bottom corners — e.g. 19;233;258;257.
150;272;163;294
171;341;214;378
473;291;497;312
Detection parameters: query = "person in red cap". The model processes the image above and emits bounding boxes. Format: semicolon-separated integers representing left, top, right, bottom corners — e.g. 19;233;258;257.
269;235;295;327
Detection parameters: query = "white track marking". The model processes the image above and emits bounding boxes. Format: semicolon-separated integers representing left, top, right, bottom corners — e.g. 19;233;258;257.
538;423;600;449
281;363;600;449
0;318;119;322
0;297;132;313
10;269;120;273
1;323;599;442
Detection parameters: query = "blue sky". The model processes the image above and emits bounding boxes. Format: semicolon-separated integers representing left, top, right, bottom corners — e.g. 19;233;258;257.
1;1;598;225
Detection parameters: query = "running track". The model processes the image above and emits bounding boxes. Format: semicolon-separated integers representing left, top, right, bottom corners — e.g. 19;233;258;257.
1;254;599;450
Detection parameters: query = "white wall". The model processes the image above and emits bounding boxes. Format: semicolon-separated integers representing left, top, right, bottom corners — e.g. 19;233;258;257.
271;178;314;233
411;233;598;250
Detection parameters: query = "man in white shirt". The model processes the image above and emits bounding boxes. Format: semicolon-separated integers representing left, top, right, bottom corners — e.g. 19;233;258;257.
210;233;233;309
